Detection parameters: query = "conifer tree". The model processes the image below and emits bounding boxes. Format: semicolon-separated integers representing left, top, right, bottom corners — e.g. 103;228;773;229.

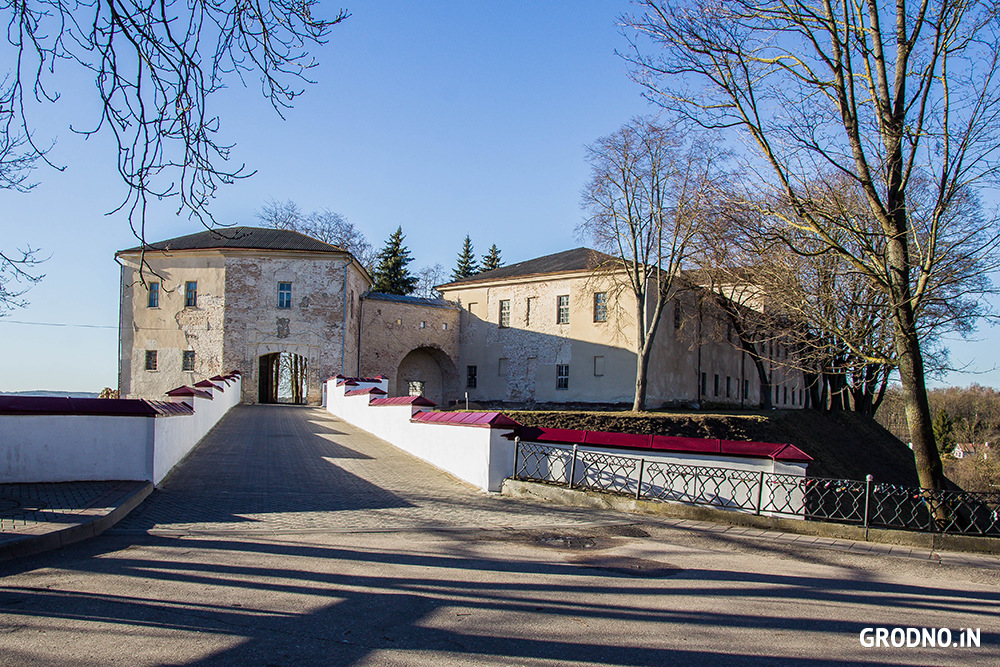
481;244;503;272
451;235;479;281
371;227;418;295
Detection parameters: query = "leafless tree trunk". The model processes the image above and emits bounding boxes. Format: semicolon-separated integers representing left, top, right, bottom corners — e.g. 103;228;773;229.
580;116;721;411
625;1;1000;490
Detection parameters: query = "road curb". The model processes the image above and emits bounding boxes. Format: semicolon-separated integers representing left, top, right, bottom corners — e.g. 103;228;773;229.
0;481;154;562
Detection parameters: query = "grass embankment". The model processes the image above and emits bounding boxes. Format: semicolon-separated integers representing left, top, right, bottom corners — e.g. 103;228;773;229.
502;408;920;486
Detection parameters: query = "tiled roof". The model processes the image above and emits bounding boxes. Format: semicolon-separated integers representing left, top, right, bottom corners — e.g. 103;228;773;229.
437;247;617;288
510;427;813;462
117;226;345;254
0;396;194;417
410;411;521;428
364;292;461;309
369;396;437;407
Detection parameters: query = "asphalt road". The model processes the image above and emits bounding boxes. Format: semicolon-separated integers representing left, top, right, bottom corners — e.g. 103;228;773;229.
0;405;997;666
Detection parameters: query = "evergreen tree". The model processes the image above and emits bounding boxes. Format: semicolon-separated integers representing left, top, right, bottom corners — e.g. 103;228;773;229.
481;244;503;272
932;409;956;456
371;227;418;295
451;235;479;280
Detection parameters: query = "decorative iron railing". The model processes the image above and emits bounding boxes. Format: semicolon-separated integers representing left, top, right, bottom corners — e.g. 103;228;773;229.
512;439;1000;537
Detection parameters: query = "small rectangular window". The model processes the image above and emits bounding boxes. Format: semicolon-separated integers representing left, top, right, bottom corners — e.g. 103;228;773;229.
442;322;448;330
674;302;681;330
498;358;508;376
744;379;750;399
182;350;195;372
701;372;707;395
467;365;477;388
784;386;788;404
499;299;510;328
593;292;607;322
420;321;426;329
277;282;292;309
714;374;720;397
525;297;535;326
408;381;424;396
726;376;731;398
145;350;157;371
556;364;569;389
185;281;198;307
594;356;605;376
147;282;159;308
557;295;570;324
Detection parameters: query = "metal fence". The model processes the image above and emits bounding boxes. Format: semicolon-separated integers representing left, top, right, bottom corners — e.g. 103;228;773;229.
512;439;1000;537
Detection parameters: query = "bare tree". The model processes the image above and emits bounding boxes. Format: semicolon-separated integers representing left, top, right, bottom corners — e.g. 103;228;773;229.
0;245;45;314
624;1;1000;492
1;1;348;247
256;199;374;268
580;116;721;411
414;264;446;299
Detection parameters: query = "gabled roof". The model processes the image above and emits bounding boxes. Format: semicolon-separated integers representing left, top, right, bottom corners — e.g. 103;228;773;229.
117;226;346;255
410;411;521;428
364;292;461;309
437;247;617;289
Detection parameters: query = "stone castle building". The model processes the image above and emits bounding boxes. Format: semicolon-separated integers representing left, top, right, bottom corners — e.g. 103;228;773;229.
117;227;803;409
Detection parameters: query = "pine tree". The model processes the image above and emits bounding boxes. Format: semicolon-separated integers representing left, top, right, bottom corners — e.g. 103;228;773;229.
481;244;503;272
371;227;418;295
451;235;478;281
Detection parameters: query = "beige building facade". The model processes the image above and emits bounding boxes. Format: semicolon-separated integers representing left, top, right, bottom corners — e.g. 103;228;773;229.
117;227;369;404
118;231;804;410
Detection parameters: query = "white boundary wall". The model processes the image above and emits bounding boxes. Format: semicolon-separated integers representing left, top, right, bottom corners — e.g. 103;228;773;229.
326;378;516;492
0;376;241;485
326;376;807;502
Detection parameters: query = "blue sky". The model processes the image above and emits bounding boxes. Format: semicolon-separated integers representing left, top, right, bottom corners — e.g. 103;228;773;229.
0;1;997;392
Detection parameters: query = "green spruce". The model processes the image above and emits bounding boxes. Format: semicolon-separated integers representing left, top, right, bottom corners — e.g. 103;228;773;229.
481;244;503;272
371;226;418;295
451;235;479;281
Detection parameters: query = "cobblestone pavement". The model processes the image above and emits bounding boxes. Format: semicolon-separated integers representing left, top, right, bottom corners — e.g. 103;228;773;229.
0;482;128;532
113;404;626;534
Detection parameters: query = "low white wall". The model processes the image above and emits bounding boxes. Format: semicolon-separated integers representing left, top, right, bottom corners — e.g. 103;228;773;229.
0;376;241;484
0;415;153;483
325;378;515;492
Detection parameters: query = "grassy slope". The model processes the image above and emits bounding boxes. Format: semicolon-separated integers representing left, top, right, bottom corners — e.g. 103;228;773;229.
502;408;920;486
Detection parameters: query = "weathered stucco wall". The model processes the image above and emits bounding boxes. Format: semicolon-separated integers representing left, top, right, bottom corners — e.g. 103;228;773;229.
439;270;805;409
118;252;228;399
222;252;367;404
358;295;461;406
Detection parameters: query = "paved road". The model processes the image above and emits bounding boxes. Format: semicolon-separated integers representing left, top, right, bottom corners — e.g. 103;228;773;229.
1;405;998;666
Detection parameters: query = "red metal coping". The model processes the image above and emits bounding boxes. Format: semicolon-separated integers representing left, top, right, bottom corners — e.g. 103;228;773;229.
194;380;222;390
511;426;812;462
0;396;194;417
166;386;214;400
334;375;386;384
411;411;521;428
370;396;436;407
344;387;388;397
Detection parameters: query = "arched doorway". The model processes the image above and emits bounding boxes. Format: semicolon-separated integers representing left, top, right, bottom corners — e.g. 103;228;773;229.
395;346;459;407
258;352;309;404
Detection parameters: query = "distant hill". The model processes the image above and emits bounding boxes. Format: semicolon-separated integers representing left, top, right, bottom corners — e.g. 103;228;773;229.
0;390;101;399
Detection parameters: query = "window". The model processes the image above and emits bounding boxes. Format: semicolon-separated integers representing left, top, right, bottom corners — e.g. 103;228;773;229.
556;364;570;390
593;292;607;322
408;381;425;396
277;282;292;309
726;376;731;398
498;358;508;376
144;350;157;371
594;356;605;376
525;297;535;325
557;295;570;324
714;374;720;397
744;379;749;399
185;281;197;307
442;322;448;330
701;372;707;395
674;302;681;330
784;386;788;404
147;282;159;308
420;321;426;329
499;299;510;328
467;365;477;388
182;350;195;372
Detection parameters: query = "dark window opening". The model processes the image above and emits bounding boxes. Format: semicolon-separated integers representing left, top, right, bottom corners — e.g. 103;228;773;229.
182;350;195;372
185;281;198;307
556;364;569;390
467;365;477;388
147;282;159;308
145;350;157;371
